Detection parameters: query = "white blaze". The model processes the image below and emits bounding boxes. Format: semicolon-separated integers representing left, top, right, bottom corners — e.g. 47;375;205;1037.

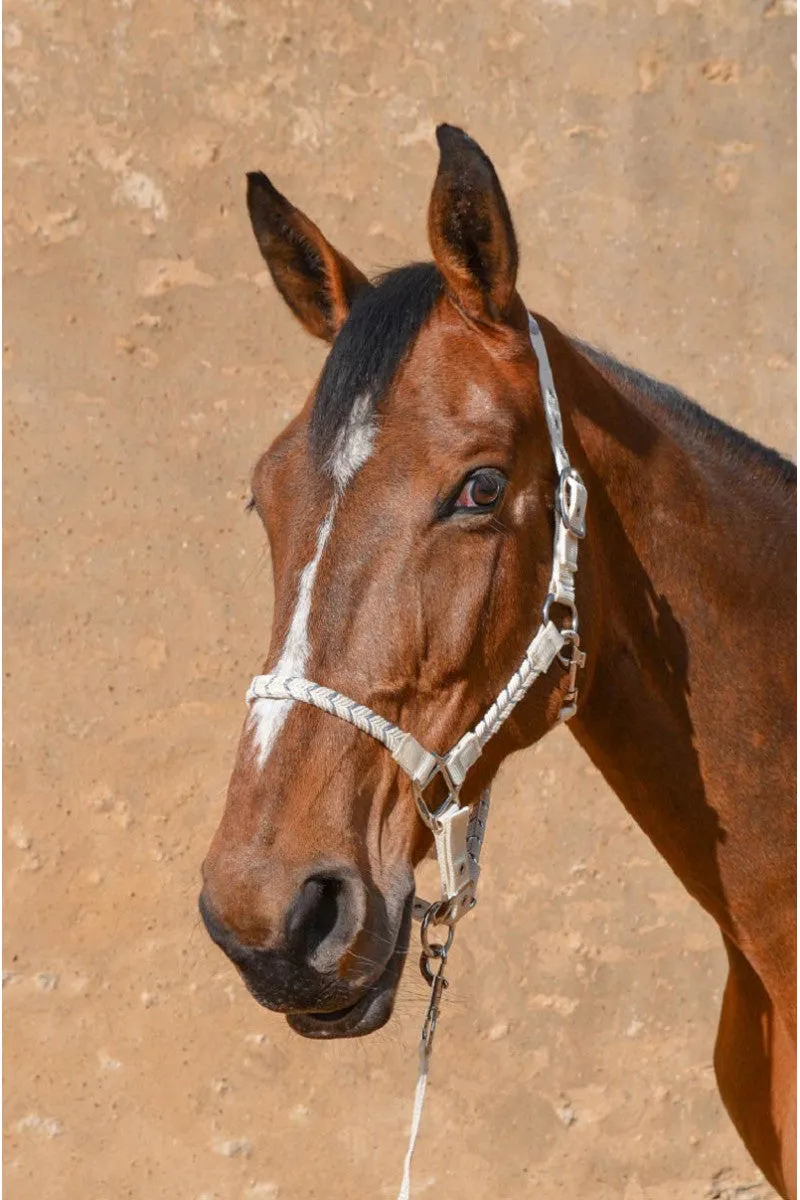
250;396;376;766
327;393;376;491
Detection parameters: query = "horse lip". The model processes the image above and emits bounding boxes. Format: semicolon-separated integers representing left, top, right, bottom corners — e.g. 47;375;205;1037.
285;983;387;1038
284;891;414;1039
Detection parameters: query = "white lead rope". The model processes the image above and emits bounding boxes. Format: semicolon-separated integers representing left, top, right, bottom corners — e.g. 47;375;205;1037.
244;314;588;1199
397;1044;431;1200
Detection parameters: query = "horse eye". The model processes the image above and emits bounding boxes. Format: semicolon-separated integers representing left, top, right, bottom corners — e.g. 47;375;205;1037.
454;469;506;512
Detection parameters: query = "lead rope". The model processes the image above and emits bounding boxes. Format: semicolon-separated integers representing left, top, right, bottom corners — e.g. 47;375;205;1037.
398;789;490;1199
396;976;438;1200
243;315;587;1199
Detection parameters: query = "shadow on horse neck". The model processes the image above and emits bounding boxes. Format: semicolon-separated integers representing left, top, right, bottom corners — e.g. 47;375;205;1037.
549;320;794;962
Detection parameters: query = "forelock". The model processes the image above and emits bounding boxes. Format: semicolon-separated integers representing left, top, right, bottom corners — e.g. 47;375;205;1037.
309;262;445;468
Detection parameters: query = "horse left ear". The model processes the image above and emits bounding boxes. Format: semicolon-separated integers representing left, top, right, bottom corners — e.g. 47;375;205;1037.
246;171;370;342
427;125;519;325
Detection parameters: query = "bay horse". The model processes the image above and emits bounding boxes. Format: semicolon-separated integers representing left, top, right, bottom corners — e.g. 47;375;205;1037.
200;125;797;1196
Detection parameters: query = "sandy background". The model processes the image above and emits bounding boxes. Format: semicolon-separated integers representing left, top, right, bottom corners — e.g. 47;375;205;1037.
3;1;795;1198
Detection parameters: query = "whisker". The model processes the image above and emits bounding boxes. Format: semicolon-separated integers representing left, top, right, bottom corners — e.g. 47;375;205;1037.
239;544;271;593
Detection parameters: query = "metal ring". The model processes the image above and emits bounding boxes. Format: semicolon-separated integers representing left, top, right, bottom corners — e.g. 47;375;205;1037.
420;904;456;959
556;628;581;670
412;758;460;829
542;593;579;637
420;950;450;986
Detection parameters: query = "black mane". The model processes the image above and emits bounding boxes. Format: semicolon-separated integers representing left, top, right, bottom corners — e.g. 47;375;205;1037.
307;265;795;492
310;262;444;463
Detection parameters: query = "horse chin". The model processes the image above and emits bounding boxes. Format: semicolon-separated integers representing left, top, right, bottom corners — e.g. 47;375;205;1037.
285;891;413;1040
285;977;395;1039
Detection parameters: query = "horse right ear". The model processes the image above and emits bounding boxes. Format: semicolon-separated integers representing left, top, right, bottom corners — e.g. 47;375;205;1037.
246;172;370;343
427;125;519;325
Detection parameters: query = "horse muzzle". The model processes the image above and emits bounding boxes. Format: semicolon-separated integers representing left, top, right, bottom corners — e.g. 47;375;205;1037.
286;893;413;1038
198;882;413;1038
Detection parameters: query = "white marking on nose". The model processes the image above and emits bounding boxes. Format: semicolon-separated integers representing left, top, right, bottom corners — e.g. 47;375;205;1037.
250;394;376;767
250;505;336;766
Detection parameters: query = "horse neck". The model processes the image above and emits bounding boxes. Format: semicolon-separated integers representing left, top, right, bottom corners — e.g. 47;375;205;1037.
544;325;796;951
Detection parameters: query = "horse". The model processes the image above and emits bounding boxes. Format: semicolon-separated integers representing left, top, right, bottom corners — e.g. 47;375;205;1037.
199;125;797;1196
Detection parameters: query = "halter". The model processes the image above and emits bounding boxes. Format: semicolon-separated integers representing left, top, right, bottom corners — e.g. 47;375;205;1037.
245;314;588;1197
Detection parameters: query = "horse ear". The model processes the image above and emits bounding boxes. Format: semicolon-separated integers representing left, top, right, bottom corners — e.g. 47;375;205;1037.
246;172;370;342
427;125;519;324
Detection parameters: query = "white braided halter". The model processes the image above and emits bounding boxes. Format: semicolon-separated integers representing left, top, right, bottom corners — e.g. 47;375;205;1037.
245;314;588;1195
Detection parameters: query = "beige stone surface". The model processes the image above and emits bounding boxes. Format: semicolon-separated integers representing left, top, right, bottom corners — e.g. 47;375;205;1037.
3;1;794;1197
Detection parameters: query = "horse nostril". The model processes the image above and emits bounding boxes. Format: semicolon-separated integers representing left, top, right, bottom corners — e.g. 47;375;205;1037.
285;872;359;964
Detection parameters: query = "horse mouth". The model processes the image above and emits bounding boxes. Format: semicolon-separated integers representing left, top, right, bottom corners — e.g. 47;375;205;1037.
285;892;413;1040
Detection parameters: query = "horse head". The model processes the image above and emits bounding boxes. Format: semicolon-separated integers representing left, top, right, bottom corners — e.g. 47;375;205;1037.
200;126;591;1037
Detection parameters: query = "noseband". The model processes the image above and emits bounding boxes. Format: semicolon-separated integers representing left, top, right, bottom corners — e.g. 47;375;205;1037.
245;315;588;1196
246;314;588;928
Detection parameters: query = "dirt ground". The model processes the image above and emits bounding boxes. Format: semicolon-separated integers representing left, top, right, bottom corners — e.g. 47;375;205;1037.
3;1;796;1198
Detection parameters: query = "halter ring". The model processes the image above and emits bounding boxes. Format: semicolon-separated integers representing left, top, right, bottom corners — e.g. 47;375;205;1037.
541;592;579;636
411;756;460;829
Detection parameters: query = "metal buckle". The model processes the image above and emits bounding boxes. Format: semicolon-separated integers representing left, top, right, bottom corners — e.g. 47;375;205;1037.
556;467;587;538
539;594;587;720
557;627;586;722
427;882;477;927
556;625;580;669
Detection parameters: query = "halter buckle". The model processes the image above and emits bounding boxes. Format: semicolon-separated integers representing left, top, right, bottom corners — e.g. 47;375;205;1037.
558;628;586;722
556;466;587;538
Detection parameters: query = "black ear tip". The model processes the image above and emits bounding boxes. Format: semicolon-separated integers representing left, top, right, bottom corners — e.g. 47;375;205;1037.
246;172;286;208
434;124;493;171
246;171;291;223
246;170;275;194
435;123;470;151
